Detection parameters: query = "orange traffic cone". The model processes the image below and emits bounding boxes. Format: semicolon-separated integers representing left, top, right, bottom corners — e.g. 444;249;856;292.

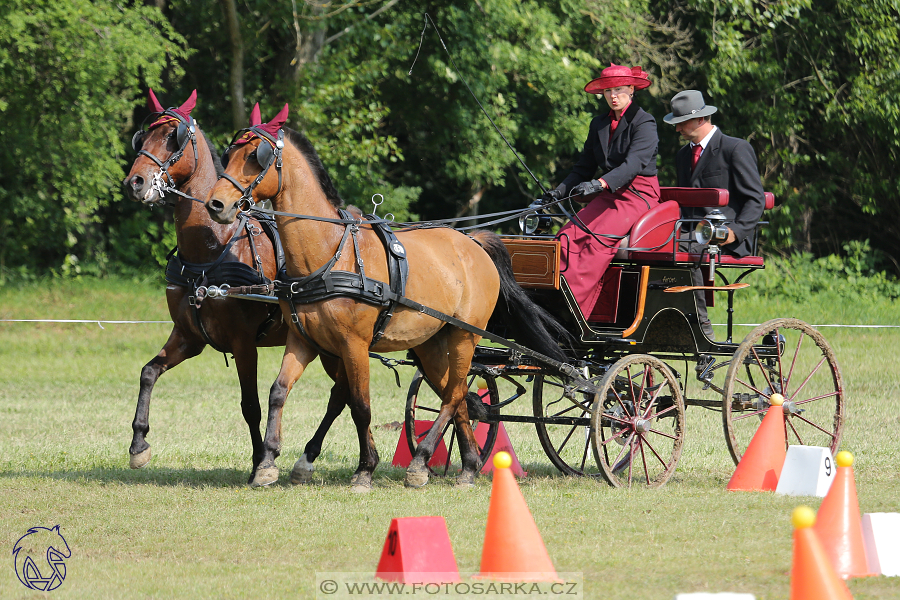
727;393;786;491
476;452;557;582
814;451;876;579
790;506;853;600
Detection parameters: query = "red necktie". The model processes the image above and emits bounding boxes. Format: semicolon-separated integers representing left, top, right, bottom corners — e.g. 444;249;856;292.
691;143;702;172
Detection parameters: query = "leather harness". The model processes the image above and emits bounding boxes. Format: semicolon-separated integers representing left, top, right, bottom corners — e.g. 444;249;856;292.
275;210;409;358
165;210;285;352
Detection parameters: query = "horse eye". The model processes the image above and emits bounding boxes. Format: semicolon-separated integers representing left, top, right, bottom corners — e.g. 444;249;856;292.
248;150;257;161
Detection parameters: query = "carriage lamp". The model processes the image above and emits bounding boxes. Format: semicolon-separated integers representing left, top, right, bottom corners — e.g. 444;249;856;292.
693;210;730;246
519;200;552;235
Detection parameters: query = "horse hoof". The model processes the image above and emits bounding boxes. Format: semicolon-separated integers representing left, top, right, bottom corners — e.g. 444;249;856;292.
455;476;475;489
351;483;372;494
129;448;152;469
250;467;279;488
290;455;315;485
404;470;429;489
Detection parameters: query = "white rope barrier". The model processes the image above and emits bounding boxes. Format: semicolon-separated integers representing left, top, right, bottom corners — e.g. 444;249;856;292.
1;319;898;329
0;319;170;330
718;323;900;329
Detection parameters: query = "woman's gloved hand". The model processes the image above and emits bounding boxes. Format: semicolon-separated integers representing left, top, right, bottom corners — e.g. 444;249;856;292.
571;179;606;196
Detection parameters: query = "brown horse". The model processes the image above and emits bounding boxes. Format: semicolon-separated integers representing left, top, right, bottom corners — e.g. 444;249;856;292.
205;106;569;490
122;90;290;481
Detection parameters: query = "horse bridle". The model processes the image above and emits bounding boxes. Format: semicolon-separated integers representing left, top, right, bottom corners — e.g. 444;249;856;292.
131;109;199;205
221;127;284;210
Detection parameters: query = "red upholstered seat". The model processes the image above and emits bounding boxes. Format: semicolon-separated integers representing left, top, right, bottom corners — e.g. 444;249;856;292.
612;188;772;266
628;251;765;266
628;200;680;253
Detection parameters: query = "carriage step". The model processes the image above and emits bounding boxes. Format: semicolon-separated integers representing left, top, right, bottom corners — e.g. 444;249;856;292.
663;283;750;293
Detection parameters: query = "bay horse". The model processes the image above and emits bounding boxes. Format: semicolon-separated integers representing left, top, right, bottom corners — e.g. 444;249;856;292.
205;105;569;490
122;90;291;481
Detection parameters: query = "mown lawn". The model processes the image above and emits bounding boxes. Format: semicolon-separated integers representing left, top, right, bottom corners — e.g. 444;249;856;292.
0;278;898;599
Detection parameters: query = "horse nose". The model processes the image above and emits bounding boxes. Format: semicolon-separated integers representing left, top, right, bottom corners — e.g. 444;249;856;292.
207;197;226;215
124;174;144;196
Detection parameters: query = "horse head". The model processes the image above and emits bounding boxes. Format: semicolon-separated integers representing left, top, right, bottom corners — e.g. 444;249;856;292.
123;89;199;205
207;103;289;224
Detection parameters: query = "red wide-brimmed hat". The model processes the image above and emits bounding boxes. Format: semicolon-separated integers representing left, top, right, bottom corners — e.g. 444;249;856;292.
584;64;651;94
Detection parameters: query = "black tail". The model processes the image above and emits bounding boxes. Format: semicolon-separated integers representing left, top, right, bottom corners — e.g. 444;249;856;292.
471;231;573;363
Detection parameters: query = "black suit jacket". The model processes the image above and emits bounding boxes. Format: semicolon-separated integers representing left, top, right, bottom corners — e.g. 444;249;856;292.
561;101;658;194
676;128;765;257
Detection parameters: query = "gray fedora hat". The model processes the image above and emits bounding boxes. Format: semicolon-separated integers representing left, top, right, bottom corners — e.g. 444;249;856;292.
663;90;717;124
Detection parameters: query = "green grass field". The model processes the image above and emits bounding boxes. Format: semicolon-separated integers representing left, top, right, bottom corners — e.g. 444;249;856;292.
1;278;898;599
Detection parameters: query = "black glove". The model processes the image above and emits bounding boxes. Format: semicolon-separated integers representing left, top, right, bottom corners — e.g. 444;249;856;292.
572;179;605;196
539;187;563;205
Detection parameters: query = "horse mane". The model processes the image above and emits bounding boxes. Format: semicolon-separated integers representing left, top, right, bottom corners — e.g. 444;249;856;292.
201;131;225;177
283;127;344;208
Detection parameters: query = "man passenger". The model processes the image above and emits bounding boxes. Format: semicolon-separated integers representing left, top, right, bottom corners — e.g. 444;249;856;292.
664;90;766;339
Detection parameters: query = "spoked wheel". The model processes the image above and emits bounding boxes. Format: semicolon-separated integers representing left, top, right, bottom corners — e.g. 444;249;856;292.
405;369;499;476
533;371;603;477
590;355;685;488
722;318;844;464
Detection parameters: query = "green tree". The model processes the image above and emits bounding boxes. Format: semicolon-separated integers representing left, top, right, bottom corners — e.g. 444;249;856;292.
0;0;188;275
655;0;900;272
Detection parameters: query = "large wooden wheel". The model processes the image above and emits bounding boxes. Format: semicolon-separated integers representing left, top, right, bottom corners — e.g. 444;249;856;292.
533;371;603;477
590;355;685;488
404;369;499;476
722;318;844;464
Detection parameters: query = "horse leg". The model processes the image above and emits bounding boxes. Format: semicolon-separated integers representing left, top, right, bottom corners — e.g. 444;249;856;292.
130;328;203;468
290;356;347;485
340;341;379;492
231;342;265;484
452;399;481;488
252;332;317;488
406;331;481;488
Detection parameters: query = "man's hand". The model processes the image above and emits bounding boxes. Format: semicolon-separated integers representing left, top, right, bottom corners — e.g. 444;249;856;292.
571;179;605;196
724;227;737;245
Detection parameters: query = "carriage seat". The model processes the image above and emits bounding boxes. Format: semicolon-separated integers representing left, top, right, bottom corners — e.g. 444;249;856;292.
621;187;774;266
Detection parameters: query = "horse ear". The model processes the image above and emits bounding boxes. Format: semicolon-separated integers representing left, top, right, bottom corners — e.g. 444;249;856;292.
177;89;197;117
249;102;261;127
148;88;164;113
266;103;289;130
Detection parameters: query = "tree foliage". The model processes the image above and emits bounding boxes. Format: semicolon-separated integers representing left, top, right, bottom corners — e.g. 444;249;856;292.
0;0;187;274
2;0;900;277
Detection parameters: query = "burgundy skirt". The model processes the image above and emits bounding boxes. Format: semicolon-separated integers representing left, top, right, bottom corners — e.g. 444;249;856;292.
556;175;660;317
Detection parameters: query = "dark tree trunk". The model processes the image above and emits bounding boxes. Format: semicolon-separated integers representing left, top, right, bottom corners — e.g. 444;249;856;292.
219;0;245;129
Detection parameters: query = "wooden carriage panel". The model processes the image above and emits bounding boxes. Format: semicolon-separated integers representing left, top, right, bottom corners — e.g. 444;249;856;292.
501;238;560;289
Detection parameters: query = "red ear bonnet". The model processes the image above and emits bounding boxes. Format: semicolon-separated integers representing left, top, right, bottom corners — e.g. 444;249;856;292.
147;88;165;113
148;89;197;129
234;103;289;145
249;103;262;127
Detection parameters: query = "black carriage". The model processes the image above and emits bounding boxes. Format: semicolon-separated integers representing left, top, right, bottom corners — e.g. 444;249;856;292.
405;187;844;488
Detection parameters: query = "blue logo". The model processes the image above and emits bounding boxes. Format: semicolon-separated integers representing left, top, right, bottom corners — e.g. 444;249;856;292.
12;525;70;591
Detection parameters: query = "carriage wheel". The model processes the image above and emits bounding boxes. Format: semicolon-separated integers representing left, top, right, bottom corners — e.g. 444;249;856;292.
722;318;844;465
590;355;685;488
533;372;604;477
404;369;499;476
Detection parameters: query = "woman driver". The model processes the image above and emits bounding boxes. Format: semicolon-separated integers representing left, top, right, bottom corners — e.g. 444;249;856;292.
544;64;660;319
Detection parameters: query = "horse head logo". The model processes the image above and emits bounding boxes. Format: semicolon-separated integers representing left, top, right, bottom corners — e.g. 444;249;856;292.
12;525;71;591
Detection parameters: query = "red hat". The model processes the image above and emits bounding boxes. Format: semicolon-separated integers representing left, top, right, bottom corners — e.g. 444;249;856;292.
584;64;651;94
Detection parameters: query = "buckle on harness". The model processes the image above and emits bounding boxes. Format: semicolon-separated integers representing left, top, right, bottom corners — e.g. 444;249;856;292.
290;281;304;295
